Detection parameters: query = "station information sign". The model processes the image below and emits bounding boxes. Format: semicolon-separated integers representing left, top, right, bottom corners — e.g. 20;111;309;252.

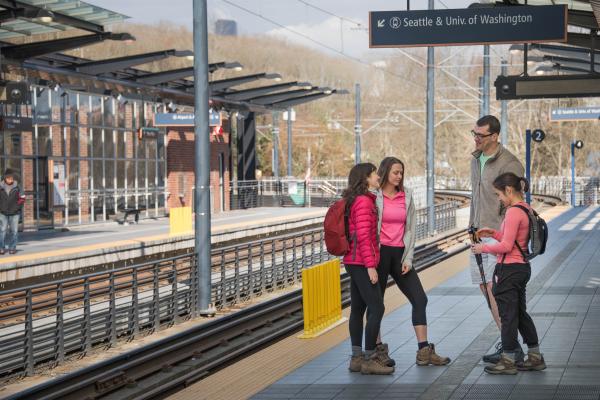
550;107;600;122
369;5;566;48
154;110;221;126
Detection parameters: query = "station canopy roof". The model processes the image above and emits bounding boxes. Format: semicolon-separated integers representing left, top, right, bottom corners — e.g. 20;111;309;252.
0;0;344;111
0;0;128;39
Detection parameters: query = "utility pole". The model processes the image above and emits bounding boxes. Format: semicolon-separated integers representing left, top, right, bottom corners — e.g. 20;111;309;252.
354;83;361;165
193;0;213;316
426;0;435;236
287;107;293;176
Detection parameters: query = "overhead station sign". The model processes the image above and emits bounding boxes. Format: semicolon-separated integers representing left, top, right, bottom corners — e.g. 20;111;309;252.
369;5;567;48
550;107;600;122
154;111;221;126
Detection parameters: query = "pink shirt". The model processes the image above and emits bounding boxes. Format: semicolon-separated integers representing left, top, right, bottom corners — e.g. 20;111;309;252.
380;191;406;247
482;202;530;264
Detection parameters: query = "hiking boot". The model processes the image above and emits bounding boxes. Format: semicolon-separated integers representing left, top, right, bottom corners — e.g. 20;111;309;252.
517;352;547;371
361;353;394;375
349;355;363;372
376;343;396;367
484;353;518;375
483;342;503;364
416;343;451;366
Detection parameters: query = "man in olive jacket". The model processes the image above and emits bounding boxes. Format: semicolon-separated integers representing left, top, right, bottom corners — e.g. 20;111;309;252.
0;169;25;254
470;115;524;363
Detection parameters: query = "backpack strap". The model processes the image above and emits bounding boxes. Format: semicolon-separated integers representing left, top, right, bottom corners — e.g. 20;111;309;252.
510;204;531;262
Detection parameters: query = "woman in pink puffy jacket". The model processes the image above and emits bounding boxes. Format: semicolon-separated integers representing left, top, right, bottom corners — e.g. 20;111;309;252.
342;163;393;375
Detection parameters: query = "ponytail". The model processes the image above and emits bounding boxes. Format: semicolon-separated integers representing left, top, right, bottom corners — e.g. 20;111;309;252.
493;172;529;194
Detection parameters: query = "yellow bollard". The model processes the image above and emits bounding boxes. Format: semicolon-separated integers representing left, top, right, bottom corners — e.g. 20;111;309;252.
298;258;347;339
169;207;193;235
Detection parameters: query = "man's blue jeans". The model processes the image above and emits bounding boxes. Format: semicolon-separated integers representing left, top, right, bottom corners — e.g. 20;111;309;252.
0;213;19;251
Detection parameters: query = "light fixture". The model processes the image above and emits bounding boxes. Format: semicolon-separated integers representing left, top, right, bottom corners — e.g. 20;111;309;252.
263;73;282;82
323;89;333;95
298;82;312;90
509;44;524;55
186;55;194;61
574;140;584;149
26;8;54;23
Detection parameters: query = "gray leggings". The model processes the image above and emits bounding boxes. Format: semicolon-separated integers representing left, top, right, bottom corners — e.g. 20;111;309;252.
378;245;428;326
345;264;385;351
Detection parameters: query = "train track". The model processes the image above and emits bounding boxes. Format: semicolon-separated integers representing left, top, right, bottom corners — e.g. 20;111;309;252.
6;228;470;400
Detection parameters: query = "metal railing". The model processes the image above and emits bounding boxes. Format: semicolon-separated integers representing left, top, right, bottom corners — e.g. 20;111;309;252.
0;201;459;379
229;177;429;210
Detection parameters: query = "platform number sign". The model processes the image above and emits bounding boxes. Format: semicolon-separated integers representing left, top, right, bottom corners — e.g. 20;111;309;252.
532;129;545;143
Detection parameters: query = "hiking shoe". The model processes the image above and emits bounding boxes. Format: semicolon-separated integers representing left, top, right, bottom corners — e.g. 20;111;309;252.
376;343;396;367
361;353;394;375
484;353;518;375
349;355;363;372
8;249;16;255
416;343;451;366
0;250;4;255
517;352;547;371
483;342;503;364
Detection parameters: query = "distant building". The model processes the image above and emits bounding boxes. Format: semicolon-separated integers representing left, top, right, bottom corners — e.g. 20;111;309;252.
215;19;237;36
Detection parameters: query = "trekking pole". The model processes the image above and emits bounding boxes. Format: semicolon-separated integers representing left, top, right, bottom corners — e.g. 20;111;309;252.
468;225;491;309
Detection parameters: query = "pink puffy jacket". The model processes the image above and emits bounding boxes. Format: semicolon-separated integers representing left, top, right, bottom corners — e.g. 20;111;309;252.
343;192;380;268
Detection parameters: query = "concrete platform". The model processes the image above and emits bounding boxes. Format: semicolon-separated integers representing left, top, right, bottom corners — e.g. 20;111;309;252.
251;206;600;400
0;207;326;286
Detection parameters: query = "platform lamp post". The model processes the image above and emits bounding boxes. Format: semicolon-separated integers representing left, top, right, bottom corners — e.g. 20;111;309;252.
571;140;584;207
193;0;214;316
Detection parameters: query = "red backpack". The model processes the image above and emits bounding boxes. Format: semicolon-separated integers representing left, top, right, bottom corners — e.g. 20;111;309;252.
324;199;353;256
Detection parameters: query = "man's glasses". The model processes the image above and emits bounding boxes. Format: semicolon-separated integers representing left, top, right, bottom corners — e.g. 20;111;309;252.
471;130;495;139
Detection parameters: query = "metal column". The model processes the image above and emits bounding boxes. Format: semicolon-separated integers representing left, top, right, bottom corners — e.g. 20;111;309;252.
426;0;435;236
287;107;292;176
525;129;531;205
354;83;361;165
482;45;490;116
500;60;508;145
571;142;576;207
193;0;213;315
272;112;280;178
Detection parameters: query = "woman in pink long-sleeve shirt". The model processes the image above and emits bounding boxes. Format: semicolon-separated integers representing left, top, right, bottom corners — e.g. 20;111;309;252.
472;172;546;375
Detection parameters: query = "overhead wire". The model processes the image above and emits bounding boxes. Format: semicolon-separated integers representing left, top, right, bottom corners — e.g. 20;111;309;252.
218;0;425;90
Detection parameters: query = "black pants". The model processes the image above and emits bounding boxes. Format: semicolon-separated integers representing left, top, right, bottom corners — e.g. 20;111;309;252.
345;264;385;351
492;263;539;352
377;245;428;326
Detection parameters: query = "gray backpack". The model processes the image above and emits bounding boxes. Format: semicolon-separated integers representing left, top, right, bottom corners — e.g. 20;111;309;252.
512;204;548;261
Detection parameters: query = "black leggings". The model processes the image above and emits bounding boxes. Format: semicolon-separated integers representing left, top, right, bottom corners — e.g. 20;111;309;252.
378;245;428;326
345;264;385;351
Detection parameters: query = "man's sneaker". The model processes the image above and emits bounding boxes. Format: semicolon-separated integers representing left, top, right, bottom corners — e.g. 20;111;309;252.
517;352;547;371
349;355;363;372
416;343;451;366
376;343;396;367
483;342;503;364
361;353;394;375
484;353;518;375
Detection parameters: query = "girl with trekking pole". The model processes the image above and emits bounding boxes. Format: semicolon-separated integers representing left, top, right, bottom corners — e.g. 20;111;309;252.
372;157;450;368
472;172;546;375
342;163;393;375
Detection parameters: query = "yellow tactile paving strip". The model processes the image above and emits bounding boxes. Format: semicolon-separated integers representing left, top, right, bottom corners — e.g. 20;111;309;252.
0;209;327;265
167;205;566;400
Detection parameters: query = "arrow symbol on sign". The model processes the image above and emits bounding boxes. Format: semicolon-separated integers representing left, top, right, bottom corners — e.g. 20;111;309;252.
377;19;385;28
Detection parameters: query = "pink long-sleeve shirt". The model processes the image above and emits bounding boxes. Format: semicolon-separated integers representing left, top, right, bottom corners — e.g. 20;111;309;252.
481;202;530;264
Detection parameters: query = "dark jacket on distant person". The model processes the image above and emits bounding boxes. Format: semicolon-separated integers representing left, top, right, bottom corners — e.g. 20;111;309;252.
0;181;24;216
